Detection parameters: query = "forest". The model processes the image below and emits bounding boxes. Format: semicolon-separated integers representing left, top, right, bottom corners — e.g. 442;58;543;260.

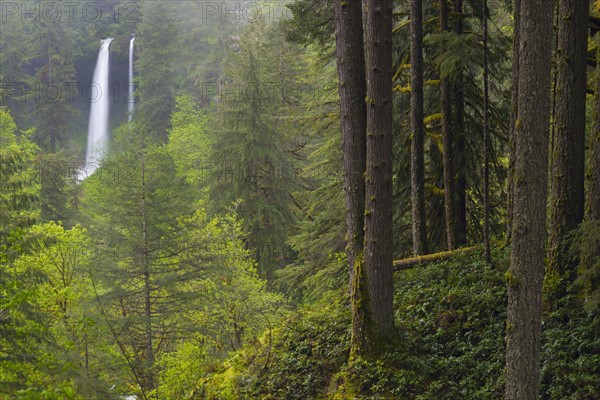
0;0;599;399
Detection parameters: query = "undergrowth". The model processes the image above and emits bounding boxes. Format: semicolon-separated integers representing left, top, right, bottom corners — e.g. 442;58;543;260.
203;248;599;399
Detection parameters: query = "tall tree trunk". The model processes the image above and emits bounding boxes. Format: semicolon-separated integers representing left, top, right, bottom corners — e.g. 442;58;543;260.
334;0;368;359
440;0;456;251
587;38;600;223
581;36;600;300
504;1;552;398
507;0;521;243
482;0;491;264
547;0;589;283
361;0;395;353
410;0;428;255
453;0;467;246
140;145;155;393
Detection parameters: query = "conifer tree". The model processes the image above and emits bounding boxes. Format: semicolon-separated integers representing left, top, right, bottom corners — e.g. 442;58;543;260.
578;31;600;314
410;0;428;255
439;0;456;251
453;0;468;246
81;122;193;395
361;0;395;353
333;0;368;355
208;19;300;280
547;0;589;287
505;1;553;397
136;1;180;141
0;109;45;395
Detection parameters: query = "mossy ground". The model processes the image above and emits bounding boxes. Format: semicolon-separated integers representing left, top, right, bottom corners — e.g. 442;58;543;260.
204;248;599;399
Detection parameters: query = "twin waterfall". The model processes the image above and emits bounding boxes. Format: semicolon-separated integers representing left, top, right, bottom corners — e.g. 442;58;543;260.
80;37;135;179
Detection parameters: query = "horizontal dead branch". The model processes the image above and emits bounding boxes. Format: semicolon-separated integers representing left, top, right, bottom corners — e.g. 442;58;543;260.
393;245;480;271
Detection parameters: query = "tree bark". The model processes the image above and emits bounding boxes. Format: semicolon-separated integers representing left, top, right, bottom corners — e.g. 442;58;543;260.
581;35;600;298
334;0;368;359
587;37;600;223
504;1;553;398
410;0;428;255
506;0;521;243
361;0;395;353
482;0;491;264
453;0;467;247
507;0;520;243
547;0;589;280
440;0;456;251
335;0;366;279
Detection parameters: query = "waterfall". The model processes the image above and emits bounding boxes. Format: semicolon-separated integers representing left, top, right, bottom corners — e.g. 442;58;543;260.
128;36;135;122
80;38;113;179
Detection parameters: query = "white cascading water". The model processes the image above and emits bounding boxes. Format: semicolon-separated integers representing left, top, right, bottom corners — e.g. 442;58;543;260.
128;36;135;122
80;38;114;179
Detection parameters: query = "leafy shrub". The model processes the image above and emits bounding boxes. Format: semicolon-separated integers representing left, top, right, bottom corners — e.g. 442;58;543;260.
393;249;507;399
204;248;600;399
206;297;351;399
541;296;600;399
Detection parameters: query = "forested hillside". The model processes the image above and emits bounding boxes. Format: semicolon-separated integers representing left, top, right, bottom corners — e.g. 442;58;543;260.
1;1;599;399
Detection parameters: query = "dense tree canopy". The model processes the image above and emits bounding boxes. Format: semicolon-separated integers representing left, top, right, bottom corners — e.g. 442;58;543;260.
1;0;599;398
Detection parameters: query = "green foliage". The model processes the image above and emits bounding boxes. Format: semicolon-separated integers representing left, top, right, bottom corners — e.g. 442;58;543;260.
541;296;600;399
2;220;98;397
15;381;82;400
135;1;181;140
151;208;287;399
391;0;512;251
167;95;211;187
0;109;39;241
284;0;335;57
37;151;79;223
329;250;507;399
426;31;481;82
394;250;508;399
79;122;203;394
1;1;598;397
205;299;350;400
573;220;600;318
15;222;90;320
0;109;44;396
203;251;506;399
30;17;80;153
208;19;304;279
277;54;346;303
76;116;287;396
205;249;593;399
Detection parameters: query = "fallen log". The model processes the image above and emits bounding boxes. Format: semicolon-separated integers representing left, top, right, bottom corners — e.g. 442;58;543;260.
393;245;480;271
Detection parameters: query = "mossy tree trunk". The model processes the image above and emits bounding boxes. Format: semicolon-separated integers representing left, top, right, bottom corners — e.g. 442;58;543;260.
360;0;395;355
507;0;520;243
440;0;456;251
580;35;600;300
504;1;553;398
453;0;468;247
454;0;467;247
547;0;589;286
587;38;600;224
482;0;491;264
333;0;368;359
410;0;428;255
